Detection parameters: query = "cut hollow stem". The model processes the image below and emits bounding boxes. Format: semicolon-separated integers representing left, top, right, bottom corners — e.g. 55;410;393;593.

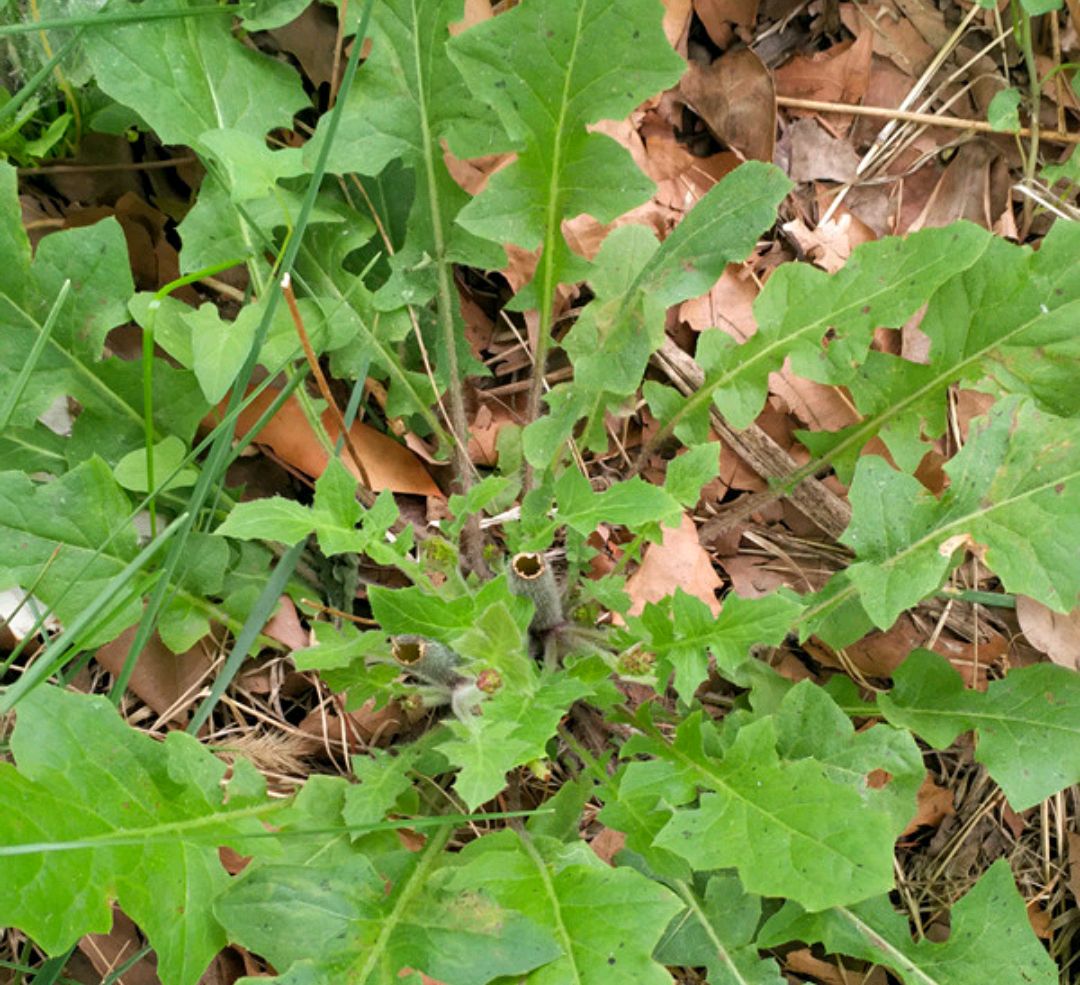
508;552;564;634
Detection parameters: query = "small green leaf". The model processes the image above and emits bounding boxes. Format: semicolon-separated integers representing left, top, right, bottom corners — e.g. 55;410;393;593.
183;303;256;404
879;649;1080;810
987;87;1022;131
450;0;684;296
664;443;721;508
654;873;784;985
114;436;197;492
808;396;1080;637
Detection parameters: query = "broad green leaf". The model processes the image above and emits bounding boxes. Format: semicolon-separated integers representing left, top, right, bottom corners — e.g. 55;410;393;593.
664;443;722;507
654;873;784;985
84;0;308;148
987;87;1022;132
217;835;560;984
806;396;1080;638
450;830;683;984
658;224;991;438
648;712;897;910
0;458;142;647
631;588;803;699
798;223;1080;482
0;686;275;985
546;468;682;543
879;649;1080;810
0;161;29;309
198;128;306;203
759;860;1056;985
0;205;206;463
368;584;477;642
450;0;684;297
305;0;505;307
774;681;923;837
216;496;319;546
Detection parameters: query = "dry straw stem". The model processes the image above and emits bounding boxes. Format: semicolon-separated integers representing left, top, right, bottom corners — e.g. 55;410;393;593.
509;552;564;633
777;96;1080;145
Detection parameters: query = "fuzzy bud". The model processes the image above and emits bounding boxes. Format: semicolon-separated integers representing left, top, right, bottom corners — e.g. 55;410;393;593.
508;551;563;634
392;635;462;689
475;668;503;694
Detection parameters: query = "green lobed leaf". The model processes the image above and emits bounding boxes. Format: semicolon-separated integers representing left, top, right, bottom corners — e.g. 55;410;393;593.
662;224;991;438
0;458;142;647
217;833;560;984
758;859;1057;985
449;829;683;984
654;873;785;985
0;686;275;985
449;0;684;298
797;222;1080;483
304;0;505;308
442;674;592;810
643;710;898;910
805;396;1080;639
631;588;803;699
83;0;308;149
878;649;1080;810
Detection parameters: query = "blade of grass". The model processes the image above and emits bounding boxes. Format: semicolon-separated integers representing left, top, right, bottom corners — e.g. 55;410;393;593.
0;4;252;37
0;280;70;430
0;32;83;130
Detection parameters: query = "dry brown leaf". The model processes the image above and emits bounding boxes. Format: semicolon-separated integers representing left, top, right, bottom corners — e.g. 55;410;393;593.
680;49;776;163
208;388;441;497
680;264;758;339
627;512;722;616
694;0;760;35
1016;596;1080;670
662;0;694;50
782;214;860;272
908;141;1007;232
769;360;861;432
267;2;340;88
775;32;873;133
901;773;955;835
95;627;214;722
786;117;860;183
263;595;308;651
1067;830;1080;905
840;0;935;77
589;826;627;865
782;948;853;985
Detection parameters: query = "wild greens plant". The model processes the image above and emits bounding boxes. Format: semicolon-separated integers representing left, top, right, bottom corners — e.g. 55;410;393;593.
0;1;1078;983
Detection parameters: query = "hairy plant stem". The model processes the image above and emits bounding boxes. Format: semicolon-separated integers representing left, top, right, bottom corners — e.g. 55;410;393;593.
1016;3;1042;237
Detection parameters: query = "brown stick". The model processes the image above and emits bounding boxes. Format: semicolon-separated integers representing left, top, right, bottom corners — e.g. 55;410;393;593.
777;95;1080;145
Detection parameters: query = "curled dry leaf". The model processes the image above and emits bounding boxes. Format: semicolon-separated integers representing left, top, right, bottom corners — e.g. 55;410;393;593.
679;48;776;163
1016;596;1080;671
901;773;955;835
627;512;722;616
840;0;934;77
208;388;441;497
